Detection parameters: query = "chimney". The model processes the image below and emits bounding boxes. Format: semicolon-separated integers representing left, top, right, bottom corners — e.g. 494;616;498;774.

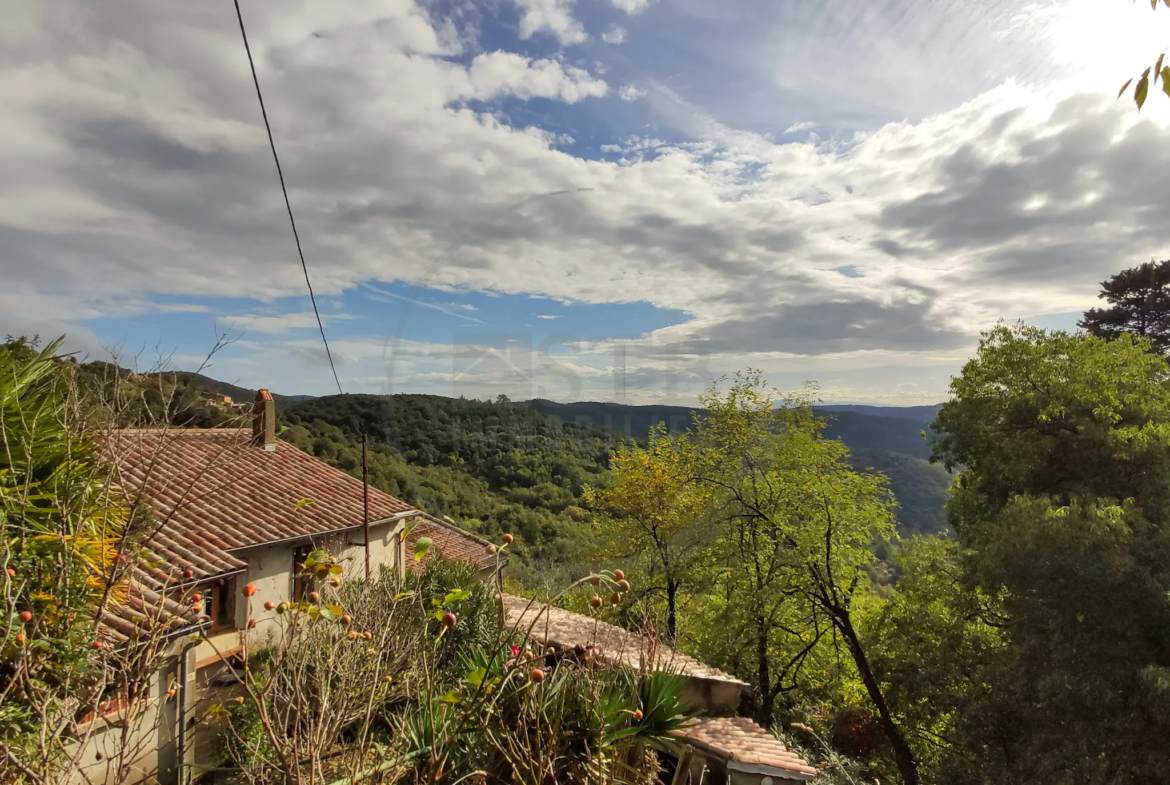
252;389;276;452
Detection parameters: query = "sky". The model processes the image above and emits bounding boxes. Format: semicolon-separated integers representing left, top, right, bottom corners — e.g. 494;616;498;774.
2;0;1170;405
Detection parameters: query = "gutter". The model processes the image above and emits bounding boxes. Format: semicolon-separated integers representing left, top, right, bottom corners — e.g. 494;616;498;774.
176;637;198;785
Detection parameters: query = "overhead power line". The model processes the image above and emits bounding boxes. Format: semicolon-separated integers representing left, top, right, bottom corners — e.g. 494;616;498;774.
233;0;344;396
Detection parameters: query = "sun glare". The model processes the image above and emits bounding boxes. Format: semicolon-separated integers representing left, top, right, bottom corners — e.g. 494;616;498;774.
1048;0;1170;93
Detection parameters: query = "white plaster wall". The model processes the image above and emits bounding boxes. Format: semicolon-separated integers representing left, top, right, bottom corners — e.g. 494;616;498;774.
191;521;405;665
367;518;405;578
65;643;190;785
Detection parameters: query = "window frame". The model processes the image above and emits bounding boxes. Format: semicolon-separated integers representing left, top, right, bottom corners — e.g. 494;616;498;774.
203;576;237;634
292;545;313;602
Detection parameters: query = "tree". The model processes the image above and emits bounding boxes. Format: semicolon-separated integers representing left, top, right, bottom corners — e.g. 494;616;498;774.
930;324;1170;783
861;537;1005;784
1079;259;1170;353
688;373;919;785
585;425;714;641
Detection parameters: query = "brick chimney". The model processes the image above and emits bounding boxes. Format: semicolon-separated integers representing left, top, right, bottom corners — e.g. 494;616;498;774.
252;389;276;452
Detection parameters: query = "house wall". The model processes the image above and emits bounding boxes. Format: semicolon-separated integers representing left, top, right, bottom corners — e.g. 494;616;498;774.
679;677;743;717
728;767;806;785
182;519;407;779
69;519;407;785
65;642;192;785
189;518;406;668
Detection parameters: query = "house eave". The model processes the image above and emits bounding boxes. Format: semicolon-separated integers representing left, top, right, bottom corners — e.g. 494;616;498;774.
223;510;420;554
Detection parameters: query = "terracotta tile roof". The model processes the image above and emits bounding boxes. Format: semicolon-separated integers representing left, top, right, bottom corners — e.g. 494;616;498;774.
405;515;504;574
98;582;207;646
672;717;817;780
108;428;419;587
501;594;747;686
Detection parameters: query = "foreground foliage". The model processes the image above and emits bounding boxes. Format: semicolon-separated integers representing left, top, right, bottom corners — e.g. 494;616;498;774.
0;338;206;784
213;551;688;785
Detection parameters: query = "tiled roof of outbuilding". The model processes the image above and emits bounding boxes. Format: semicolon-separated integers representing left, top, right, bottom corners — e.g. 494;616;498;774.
109;428;418;587
671;717;817;780
404;516;504;574
501;594;748;686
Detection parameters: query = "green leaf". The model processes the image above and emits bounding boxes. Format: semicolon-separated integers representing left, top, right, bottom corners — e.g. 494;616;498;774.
318;606;335;620
1136;74;1150;109
326;604;344;616
1118;78;1133;101
442;589;470;606
1156;54;1165;81
329;564;343;575
413;536;432;562
394;591;415;601
440;689;461;704
1163;67;1170;99
464;667;486;687
294;497;315;511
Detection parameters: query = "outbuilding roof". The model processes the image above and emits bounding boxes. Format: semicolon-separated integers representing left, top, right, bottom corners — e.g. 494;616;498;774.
501;594;748;686
671;717;817;780
404;515;505;574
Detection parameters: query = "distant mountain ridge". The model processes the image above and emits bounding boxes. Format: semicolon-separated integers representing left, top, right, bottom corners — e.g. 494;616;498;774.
817;403;942;425
523;399;938;459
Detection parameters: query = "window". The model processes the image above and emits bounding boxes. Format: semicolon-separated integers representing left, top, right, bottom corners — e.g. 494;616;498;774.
203;577;237;633
292;545;313;602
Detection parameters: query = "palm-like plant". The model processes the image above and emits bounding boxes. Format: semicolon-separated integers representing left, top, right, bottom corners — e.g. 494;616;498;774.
0;337;138;782
1;337;130;613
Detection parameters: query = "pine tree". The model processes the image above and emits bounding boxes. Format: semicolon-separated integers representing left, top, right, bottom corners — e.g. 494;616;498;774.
1080;259;1170;353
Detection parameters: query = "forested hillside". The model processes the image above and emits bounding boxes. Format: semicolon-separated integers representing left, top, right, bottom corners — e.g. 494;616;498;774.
280;394;622;565
68;355;951;555
281;395;950;543
523;398;950;534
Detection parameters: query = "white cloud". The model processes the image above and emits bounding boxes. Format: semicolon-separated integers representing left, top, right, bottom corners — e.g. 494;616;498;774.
3;1;1170;402
610;0;651;14
602;25;627;45
535;314;559;319
510;0;587;45
618;84;646;101
783;121;815;133
467;51;607;103
227;312;352;334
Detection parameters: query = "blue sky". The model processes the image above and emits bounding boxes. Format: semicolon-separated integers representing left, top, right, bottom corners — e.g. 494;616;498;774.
3;0;1170;404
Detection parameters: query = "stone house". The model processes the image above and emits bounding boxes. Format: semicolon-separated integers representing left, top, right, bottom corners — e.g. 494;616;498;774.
90;390;497;784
